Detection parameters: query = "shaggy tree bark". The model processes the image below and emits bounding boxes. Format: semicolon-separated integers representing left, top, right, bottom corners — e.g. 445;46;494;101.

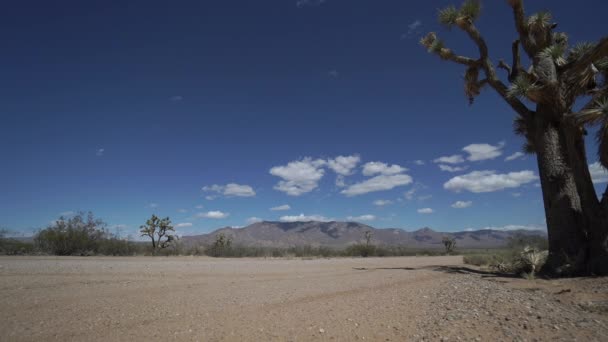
422;0;608;275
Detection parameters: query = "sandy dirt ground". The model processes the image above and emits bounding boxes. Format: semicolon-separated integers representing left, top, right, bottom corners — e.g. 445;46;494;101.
1;256;607;341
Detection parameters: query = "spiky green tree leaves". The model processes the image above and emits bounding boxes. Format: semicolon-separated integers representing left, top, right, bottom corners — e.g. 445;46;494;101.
140;214;176;255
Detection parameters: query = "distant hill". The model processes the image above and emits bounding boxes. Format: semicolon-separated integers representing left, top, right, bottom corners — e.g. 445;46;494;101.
180;221;546;249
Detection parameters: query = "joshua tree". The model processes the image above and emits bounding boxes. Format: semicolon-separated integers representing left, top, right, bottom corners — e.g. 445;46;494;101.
421;0;608;275
364;230;373;247
140;214;175;255
442;236;456;255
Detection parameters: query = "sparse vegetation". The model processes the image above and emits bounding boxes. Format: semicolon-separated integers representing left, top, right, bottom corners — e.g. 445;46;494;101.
0;228;34;255
34;212;142;256
463;235;549;279
205;233;233;257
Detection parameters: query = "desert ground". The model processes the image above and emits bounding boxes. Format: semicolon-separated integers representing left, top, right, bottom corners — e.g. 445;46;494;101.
1;256;607;341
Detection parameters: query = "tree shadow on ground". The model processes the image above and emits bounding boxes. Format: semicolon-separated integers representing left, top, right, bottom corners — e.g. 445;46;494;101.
431;265;520;279
353;267;417;271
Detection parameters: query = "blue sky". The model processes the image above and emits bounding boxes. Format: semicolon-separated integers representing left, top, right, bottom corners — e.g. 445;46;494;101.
1;0;607;238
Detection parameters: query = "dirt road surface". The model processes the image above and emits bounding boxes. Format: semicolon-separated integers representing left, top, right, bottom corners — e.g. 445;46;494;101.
1;256;607;341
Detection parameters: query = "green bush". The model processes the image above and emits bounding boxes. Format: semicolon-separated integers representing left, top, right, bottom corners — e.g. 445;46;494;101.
463;254;493;266
34;212;141;256
463;245;549;279
0;233;35;255
345;243;376;257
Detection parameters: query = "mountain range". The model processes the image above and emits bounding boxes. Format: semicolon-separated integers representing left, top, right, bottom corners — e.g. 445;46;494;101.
180;221;546;249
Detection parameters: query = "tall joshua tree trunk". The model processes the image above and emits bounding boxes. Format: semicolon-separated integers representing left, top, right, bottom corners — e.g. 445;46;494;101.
421;0;608;275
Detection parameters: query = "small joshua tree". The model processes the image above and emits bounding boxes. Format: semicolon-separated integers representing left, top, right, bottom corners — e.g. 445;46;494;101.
442;236;456;255
140;214;175;255
209;232;233;257
364;230;373;247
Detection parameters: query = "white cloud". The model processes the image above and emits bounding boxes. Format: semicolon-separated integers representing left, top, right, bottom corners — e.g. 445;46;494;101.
505;152;525;162
417;208;434;214
59;211;75;217
408;19;422;32
444;170;537;193
511;192;522;198
195;205;204;209
96;148;105;157
175;222;193;228
205;195;216;201
327;155;360;175
404;182;427;200
451;201;472;209
270;204;291;211
341;174;413;196
279;214;331;222
296;0;326;8
469;224;546;231
202;183;256;197
196;211;229;219
346;215;376;222
246;217;263;224
414;160;425;165
177;209;188;213
362;161;407;176
401;19;422;39
418;194;432;201
434;154;465;164
404;188;416;200
463;142;505;162
589;162;608;184
438;164;468;173
373;199;393;206
224;183;256;197
270;158;326;196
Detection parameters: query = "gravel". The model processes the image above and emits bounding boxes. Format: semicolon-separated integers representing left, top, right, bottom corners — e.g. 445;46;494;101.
0;256;606;341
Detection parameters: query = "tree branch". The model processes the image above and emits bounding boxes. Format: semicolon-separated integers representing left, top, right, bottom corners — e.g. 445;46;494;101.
498;60;511;75
564;37;608;77
507;0;535;57
459;22;534;119
459;21;489;59
420;33;478;67
489;78;534;118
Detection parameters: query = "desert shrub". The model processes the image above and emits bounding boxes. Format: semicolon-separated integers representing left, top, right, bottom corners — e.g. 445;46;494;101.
98;238;145;256
35;212;141;256
464;245;549;279
345;243;376;257
35;212;108;255
463;254;494;266
0;229;35;255
507;233;548;251
205;233;233;257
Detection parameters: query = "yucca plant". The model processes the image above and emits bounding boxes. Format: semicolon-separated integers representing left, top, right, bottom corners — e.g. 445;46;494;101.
539;44;566;66
517;246;549;279
507;74;542;101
